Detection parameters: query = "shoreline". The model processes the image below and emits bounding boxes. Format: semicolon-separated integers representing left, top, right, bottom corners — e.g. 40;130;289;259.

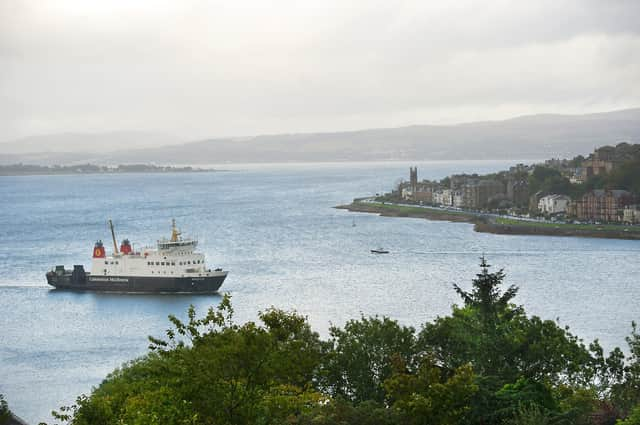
336;201;640;240
0;169;226;177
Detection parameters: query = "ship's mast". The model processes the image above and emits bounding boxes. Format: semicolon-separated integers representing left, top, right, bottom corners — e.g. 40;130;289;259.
171;218;180;242
108;219;119;254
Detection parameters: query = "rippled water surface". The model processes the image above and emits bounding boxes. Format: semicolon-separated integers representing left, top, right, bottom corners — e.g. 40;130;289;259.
1;161;639;423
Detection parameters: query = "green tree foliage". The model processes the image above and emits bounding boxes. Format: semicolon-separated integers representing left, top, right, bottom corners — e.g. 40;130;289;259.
420;258;592;386
609;322;640;415
618;404;640;425
529;166;576;197
384;356;477;425
503;404;553;425
418;258;601;423
494;378;557;421
53;260;640;425
322;315;417;403
580;144;640;195
0;394;10;425
297;399;403;425
55;295;325;425
604;159;640;194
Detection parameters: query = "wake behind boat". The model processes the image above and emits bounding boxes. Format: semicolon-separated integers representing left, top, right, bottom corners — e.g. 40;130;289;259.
46;219;227;293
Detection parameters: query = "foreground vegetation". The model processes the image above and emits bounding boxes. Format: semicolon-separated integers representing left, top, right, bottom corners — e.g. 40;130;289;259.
0;395;11;425
51;259;639;425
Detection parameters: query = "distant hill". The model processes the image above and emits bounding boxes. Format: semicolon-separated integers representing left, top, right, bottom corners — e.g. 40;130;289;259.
0;131;180;155
2;108;640;165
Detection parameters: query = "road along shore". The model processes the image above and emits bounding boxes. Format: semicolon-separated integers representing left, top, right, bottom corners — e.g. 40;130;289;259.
336;201;640;240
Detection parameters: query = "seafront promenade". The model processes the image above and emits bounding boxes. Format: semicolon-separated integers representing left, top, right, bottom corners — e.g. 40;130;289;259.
338;199;640;240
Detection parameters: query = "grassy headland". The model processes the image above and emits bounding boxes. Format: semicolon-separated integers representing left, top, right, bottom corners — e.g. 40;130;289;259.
337;200;640;240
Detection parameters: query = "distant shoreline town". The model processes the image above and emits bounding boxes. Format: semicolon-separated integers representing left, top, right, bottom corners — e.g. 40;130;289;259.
0;163;215;176
340;142;640;239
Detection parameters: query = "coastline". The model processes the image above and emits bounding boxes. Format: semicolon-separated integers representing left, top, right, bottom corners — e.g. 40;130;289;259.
0;168;222;177
336;200;640;240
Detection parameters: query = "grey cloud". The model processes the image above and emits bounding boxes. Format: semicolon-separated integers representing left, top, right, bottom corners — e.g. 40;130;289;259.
0;0;639;145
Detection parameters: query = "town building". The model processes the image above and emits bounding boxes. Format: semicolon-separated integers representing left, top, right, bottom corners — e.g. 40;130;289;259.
623;205;640;224
506;178;529;207
453;191;465;208
529;191;545;213
509;163;532;174
538;194;571;215
401;167;436;203
582;148;618;178
462;180;504;209
569;168;586;184
409;166;418;192
433;189;453;206
572;189;633;223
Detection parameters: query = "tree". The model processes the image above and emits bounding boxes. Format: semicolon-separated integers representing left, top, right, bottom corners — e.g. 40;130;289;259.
296;399;403;425
52;260;638;425
607;160;640;194
420;257;523;380
321;315;417;404
418;258;600;424
494;377;557;421
57;295;326;425
0;394;10;425
610;322;640;415
384;356;477;425
618;404;640;425
421;258;593;383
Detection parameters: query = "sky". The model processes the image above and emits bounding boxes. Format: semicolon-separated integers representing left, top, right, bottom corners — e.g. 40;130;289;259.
1;0;639;144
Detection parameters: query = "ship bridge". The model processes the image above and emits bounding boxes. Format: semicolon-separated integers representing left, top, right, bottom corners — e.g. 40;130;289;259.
157;219;197;251
157;238;197;250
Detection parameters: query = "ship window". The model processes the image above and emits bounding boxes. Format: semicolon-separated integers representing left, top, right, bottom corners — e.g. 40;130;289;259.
115;261;119;265
171;262;175;265
156;261;160;265
105;261;108;265
161;262;165;266
187;261;191;264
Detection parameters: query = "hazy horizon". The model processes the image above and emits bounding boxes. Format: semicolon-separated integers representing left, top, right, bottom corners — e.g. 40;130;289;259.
2;1;640;149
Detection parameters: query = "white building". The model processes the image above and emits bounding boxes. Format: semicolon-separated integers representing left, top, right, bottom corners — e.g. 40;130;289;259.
433;189;453;206
401;187;413;200
538;194;571;215
623;205;640;224
569;168;585;184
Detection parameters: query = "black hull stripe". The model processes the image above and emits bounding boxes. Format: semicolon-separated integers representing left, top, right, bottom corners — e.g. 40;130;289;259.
47;274;226;293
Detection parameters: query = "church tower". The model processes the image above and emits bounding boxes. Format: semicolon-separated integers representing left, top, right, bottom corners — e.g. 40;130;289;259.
409;167;418;192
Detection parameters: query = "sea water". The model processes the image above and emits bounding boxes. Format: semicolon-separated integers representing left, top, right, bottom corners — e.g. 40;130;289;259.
1;161;639;423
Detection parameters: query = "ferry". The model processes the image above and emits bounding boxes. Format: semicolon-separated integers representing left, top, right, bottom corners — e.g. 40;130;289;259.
46;219;227;293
